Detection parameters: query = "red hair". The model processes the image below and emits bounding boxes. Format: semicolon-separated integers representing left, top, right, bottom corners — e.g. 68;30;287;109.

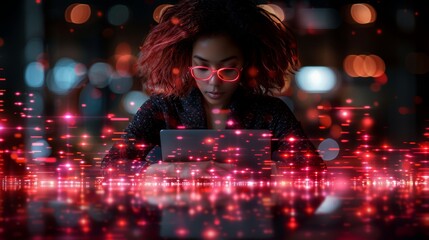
137;0;300;97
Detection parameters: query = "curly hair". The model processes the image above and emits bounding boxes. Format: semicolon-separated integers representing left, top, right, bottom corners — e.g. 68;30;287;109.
137;0;300;96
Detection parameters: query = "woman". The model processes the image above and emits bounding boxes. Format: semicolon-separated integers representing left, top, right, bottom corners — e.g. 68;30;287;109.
101;0;327;178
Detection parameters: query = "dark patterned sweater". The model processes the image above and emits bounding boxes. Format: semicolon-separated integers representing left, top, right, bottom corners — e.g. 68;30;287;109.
101;87;327;177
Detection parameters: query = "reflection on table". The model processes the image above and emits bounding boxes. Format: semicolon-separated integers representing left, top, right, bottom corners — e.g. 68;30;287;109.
1;171;428;239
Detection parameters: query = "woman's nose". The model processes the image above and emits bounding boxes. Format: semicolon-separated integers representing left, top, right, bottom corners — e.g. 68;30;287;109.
208;73;222;85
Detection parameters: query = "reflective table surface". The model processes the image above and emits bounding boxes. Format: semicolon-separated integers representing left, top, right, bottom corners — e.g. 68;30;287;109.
1;167;428;240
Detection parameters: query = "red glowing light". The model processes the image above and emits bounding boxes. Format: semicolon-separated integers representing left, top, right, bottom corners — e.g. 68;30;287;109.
203;228;218;239
287;218;298;229
117;219;127;227
175;228;189;237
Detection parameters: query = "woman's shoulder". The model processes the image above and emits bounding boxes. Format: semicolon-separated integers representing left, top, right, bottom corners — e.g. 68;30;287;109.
143;93;181;105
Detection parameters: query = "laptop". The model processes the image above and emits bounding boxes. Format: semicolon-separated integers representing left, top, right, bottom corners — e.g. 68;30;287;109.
159;129;272;170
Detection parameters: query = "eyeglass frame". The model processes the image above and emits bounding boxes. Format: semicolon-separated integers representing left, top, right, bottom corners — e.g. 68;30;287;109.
188;66;243;82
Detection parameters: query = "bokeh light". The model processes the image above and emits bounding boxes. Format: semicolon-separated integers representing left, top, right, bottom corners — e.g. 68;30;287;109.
318;138;340;161
25;38;44;62
25;62;45;88
31;139;52;159
298;8;340;30
79;85;104;115
319;114;332;128
350;3;376;24
258;4;285;22
108;73;132;94
88;62;113;88
115;54;136;76
28;92;44;116
123;91;149;114
108;4;130;26
47;58;86;95
65;4;91;24
343;54;385;78
153;4;173;23
296;66;337;93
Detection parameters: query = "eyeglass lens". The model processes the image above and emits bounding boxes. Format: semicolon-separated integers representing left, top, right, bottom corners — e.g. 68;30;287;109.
191;67;239;81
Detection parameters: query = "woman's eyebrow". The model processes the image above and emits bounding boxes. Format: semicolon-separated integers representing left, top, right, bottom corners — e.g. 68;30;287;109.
193;55;238;63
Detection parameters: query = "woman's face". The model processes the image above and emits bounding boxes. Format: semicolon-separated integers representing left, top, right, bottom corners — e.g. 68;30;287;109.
191;35;243;109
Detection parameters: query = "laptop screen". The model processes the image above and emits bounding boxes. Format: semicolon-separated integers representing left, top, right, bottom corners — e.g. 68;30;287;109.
159;129;272;170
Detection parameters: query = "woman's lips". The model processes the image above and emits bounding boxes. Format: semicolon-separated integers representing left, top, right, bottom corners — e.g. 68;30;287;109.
206;91;223;99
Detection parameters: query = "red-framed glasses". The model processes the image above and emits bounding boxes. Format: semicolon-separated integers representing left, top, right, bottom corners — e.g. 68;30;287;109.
189;66;242;82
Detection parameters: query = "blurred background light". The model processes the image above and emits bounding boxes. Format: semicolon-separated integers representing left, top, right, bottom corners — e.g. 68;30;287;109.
298;8;340;30
25;62;45;88
115;54;136;76
108;4;130;26
123;91;149;114
296;66;337;93
318;138;340;161
108;73;132;94
343;54;385;78
258;4;285;22
25;38;43;62
114;42;135;76
350;3;376;24
319;114;332;129
79;85;103;115
31;139;52;159
47;58;86;95
88;62;113;88
28;92;44;115
65;3;91;24
153;4;173;23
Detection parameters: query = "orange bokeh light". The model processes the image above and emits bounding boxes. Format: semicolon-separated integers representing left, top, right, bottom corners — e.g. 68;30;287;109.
330;124;342;139
65;4;91;24
343;54;385;78
258;4;285;22
153;4;173;23
350;3;376;24
319;115;332;128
